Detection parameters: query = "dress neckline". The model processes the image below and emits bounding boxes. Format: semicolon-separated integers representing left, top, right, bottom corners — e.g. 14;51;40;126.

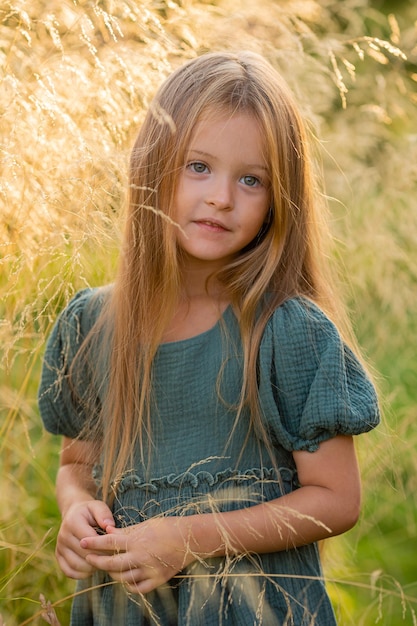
158;305;233;350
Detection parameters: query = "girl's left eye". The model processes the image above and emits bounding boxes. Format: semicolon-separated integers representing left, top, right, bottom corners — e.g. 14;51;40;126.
241;175;261;187
188;162;208;174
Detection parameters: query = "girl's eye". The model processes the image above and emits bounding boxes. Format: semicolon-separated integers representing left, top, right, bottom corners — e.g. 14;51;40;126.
241;175;261;187
188;162;208;174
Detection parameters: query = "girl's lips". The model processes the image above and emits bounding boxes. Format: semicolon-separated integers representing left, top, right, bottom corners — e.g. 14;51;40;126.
193;219;230;232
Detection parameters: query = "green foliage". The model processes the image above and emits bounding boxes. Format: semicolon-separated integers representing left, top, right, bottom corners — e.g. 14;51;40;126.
1;0;416;623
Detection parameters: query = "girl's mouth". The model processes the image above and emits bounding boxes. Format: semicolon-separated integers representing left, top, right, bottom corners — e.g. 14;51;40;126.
194;219;230;232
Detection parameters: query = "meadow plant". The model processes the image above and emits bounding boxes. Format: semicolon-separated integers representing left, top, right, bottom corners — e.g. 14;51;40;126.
1;0;416;623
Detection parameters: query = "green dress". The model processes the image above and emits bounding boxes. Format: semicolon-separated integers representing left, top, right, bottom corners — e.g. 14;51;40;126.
38;288;379;626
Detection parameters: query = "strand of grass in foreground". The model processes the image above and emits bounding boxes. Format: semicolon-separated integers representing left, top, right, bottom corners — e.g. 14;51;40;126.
0;530;54;595
13;571;417;625
178;572;417;607
16;581;119;626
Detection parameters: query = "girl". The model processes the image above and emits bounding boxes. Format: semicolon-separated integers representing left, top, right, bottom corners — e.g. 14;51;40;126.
38;51;380;625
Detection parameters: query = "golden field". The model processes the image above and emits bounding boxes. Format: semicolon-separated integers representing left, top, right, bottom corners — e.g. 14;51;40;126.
1;0;417;623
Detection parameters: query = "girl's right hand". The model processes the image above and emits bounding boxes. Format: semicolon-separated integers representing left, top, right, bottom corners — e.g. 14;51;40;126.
56;499;115;579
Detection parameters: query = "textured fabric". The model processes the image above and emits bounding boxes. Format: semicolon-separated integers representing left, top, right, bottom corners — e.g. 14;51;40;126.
38;288;380;625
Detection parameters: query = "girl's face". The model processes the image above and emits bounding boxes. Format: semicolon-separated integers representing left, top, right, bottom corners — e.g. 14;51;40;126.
172;112;271;274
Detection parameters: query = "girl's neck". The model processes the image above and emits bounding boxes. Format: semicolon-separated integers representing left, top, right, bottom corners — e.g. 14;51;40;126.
161;272;230;344
179;261;229;301
160;297;229;343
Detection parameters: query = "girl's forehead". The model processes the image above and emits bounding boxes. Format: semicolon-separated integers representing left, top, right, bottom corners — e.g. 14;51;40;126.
195;106;258;127
188;109;264;145
185;109;270;166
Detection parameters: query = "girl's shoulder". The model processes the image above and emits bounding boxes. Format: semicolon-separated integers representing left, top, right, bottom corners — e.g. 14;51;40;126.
259;296;380;450
265;296;340;345
56;286;110;335
42;286;112;363
261;295;363;380
38;286;111;438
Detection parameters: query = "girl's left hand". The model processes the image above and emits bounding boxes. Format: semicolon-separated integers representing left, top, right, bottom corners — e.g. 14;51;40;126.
80;516;195;594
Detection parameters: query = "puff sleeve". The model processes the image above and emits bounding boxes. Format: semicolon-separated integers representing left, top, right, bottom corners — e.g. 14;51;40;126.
38;288;103;439
258;298;380;452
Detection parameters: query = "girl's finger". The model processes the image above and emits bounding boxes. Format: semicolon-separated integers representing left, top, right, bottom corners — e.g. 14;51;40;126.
108;566;144;585
124;578;157;595
80;534;123;552
85;551;138;573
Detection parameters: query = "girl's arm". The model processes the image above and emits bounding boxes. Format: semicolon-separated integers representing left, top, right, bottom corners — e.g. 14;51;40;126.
190;433;361;555
81;434;361;593
55;437;115;579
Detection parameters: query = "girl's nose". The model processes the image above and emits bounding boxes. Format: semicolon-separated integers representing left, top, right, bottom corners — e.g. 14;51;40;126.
206;176;234;210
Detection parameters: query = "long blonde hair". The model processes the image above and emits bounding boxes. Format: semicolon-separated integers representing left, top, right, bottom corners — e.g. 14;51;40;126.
76;51;352;501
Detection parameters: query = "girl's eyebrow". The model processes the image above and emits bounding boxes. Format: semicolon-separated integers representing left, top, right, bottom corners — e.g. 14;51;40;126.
187;149;269;172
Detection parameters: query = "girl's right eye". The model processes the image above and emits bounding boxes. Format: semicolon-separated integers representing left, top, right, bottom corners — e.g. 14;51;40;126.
187;161;208;174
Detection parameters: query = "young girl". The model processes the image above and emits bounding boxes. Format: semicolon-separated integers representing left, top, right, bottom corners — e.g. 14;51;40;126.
38;51;379;625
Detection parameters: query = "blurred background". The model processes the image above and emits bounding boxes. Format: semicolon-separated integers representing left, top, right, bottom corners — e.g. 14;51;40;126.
1;0;416;623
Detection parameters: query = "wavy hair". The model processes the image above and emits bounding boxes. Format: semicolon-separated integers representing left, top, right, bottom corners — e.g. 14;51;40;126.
77;51;351;501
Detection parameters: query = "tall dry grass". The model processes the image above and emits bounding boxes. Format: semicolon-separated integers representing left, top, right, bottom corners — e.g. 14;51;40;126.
1;0;416;623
